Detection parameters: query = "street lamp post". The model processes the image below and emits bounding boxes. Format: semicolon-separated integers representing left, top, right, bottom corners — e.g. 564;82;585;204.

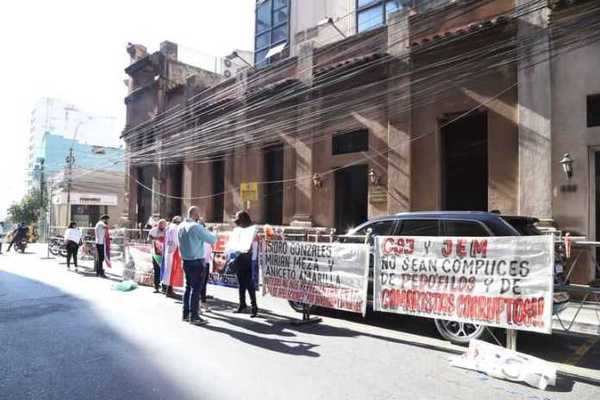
41;179;55;260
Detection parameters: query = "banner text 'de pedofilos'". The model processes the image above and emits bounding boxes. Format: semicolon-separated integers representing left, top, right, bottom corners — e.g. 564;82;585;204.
260;240;370;314
373;236;554;333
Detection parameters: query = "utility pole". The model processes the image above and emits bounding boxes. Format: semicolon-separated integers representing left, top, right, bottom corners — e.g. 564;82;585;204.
41;177;55;260
65;147;75;224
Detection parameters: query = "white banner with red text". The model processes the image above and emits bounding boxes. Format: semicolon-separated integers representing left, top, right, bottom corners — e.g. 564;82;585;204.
373;236;554;334
260;240;370;314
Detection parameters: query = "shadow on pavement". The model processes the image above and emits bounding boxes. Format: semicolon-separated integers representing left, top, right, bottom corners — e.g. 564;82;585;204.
76;268;122;283
196;301;318;356
205;298;459;356
0;271;192;400
201;318;319;357
203;297;600;390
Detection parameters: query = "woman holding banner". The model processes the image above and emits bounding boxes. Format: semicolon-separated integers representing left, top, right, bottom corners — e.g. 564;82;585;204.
149;219;167;293
227;211;258;318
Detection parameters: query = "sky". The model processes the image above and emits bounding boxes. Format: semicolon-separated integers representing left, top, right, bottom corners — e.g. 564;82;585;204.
0;0;255;219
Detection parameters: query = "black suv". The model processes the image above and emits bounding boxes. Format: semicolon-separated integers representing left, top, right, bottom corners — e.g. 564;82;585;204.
343;211;566;344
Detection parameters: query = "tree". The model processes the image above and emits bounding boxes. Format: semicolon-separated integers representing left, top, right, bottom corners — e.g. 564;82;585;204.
6;189;47;225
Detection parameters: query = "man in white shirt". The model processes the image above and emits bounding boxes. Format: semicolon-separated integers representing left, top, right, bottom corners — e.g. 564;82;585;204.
94;215;110;277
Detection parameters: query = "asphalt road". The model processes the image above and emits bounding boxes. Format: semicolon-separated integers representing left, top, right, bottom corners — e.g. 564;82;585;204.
1;245;600;400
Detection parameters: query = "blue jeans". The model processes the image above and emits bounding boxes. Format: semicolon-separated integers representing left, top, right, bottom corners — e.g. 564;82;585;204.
183;259;205;320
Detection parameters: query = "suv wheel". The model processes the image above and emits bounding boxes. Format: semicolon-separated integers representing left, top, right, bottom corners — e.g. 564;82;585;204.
288;301;313;313
434;319;487;345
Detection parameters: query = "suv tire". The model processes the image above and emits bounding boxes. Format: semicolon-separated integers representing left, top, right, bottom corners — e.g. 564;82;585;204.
434;318;488;345
288;301;314;313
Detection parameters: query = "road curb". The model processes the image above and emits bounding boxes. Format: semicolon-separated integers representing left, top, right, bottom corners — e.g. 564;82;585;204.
554;363;600;384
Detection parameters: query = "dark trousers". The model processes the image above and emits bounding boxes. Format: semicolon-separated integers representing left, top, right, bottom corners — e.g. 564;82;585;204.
236;266;257;309
66;241;79;268
183;259;205;320
200;263;210;302
95;244;105;276
0;241;3;253
152;258;161;290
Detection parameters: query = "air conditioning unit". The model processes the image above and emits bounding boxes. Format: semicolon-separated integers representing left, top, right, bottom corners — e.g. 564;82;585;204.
221;50;253;78
221;58;241;79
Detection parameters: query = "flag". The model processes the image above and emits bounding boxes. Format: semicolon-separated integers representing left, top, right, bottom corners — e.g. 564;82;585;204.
104;229;112;269
169;248;184;289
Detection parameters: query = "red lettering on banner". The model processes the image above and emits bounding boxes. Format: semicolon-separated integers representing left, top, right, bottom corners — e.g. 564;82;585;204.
442;240;453;257
457;240;467;258
471;240;488;258
382;238;416;255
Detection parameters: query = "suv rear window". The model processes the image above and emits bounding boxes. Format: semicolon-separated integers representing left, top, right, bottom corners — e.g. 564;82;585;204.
443;220;489;237
501;217;541;236
399;220;439;236
354;220;397;236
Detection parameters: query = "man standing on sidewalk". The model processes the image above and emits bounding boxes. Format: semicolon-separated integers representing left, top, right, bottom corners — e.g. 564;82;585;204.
177;206;216;326
94;215;110;278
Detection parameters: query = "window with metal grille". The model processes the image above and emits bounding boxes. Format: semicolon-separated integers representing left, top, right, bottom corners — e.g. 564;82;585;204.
332;129;369;155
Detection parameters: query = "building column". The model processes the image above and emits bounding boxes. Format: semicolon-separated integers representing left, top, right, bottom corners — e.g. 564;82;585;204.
181;160;196;217
517;4;552;218
386;10;412;213
224;150;240;223
290;41;316;226
290;137;313;225
282;139;297;225
126;160;139;228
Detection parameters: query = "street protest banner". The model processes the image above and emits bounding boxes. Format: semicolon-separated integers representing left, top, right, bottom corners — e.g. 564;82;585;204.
260;240;370;314
126;243;184;288
208;232;240;288
125;243;154;287
373;236;554;333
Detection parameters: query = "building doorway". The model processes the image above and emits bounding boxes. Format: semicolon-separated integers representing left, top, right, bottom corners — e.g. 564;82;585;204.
136;166;155;226
211;157;225;223
335;164;368;233
595;151;600;261
166;163;183;220
441;111;488;211
264;144;284;225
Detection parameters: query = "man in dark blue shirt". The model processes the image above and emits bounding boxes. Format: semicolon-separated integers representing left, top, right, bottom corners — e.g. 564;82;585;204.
7;223;28;252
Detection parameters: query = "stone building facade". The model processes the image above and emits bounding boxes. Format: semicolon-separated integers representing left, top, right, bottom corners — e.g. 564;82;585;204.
122;0;600;270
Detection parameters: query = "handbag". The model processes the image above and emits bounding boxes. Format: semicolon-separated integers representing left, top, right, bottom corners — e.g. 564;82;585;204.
224;251;251;274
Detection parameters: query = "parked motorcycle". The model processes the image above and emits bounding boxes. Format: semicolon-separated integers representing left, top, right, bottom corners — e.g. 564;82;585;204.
48;236;67;257
13;238;27;253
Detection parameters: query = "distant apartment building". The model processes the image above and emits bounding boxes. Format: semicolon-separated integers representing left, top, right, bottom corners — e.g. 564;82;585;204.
27;97;119;189
39;133;124;176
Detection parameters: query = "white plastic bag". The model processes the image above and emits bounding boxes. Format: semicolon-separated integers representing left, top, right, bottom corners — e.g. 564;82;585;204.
450;339;557;390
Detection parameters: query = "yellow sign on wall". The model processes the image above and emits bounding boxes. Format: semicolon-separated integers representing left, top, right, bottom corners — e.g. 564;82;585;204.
240;182;258;202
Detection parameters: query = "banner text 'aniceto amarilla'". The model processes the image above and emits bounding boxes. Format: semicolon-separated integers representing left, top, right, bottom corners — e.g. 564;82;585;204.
260;240;370;314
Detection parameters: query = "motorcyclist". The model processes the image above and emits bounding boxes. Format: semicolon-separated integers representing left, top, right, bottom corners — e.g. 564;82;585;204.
7;223;29;252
